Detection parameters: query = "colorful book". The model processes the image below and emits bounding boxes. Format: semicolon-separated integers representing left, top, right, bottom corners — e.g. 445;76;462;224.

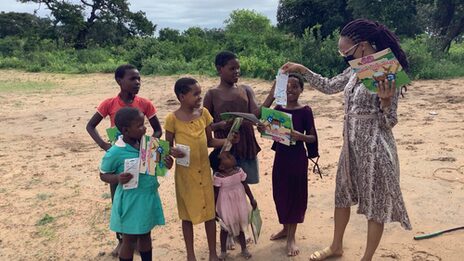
138;135;170;176
220;117;243;154
249;207;262;244
106;126;121;144
260;107;294;146
348;48;411;92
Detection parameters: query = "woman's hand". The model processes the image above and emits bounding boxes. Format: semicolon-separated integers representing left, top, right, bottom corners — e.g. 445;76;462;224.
377;79;396;108
257;122;268;133
118;173;133;184
280;62;308;74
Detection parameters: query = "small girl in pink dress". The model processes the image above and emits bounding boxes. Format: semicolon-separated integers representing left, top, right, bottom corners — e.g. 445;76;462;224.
209;149;257;260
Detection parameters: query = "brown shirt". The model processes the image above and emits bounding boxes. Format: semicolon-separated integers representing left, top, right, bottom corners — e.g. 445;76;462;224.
203;85;261;160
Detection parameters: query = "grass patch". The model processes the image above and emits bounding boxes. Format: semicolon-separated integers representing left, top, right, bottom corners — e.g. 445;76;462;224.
37;226;56;239
36;193;51;201
0;81;56;92
101;192;111;199
36;214;55;226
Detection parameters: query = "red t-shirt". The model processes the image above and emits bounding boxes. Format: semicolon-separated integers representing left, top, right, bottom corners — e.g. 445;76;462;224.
97;95;157;126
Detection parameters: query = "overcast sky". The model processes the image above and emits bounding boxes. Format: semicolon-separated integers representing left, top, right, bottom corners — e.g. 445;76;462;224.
2;0;279;31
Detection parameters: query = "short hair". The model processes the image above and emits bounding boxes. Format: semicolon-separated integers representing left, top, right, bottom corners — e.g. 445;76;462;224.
289;73;304;89
174;77;198;99
115;64;137;81
209;148;222;173
114;107;141;132
215;51;237;67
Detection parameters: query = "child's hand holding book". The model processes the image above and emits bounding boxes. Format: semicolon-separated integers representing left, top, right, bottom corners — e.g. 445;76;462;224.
118;173;133;184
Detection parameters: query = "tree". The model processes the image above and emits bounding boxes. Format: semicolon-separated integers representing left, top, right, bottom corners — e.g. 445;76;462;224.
347;0;422;37
418;0;464;52
277;0;351;38
18;0;156;49
0;12;53;38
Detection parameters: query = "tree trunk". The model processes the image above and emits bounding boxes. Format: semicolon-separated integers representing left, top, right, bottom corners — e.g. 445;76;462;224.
74;27;89;49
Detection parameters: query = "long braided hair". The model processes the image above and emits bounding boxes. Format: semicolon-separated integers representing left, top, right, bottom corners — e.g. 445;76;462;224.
341;19;409;71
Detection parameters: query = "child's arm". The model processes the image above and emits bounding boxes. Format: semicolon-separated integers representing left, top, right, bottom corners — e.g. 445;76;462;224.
86;113;111;151
205;125;239;148
290;130;316;143
148;115;163;138
165;130;185;158
243;85;261;117
260;80;276;110
99;172;132;185
242;182;257;210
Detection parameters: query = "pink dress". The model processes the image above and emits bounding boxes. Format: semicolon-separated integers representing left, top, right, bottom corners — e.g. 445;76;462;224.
213;168;251;236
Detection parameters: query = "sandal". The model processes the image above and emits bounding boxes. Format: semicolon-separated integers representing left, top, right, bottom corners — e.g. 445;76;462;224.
309;247;343;261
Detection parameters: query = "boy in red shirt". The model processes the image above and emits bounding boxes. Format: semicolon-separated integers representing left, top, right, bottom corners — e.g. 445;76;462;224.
86;64;162;256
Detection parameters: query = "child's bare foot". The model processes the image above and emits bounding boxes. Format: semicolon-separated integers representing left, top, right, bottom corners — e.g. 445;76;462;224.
110;241;121;257
226;235;236;250
218;251;227;260
270;228;287;240
287;239;300;256
241;249;252;259
209;253;220;261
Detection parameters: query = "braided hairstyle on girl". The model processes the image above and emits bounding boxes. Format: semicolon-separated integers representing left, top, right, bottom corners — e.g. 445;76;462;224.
341;19;409;71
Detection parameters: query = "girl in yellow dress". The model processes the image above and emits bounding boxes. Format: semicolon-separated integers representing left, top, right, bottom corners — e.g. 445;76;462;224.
165;77;238;261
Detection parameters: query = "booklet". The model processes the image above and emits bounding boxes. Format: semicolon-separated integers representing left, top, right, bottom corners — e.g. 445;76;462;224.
220;112;261;125
123;158;139;190
220;117;243;154
139;135;170;176
106;126;121;144
155;139;170;177
274;70;288;106
348;48;411;92
260;107;294;146
249;207;262;244
176;144;191;167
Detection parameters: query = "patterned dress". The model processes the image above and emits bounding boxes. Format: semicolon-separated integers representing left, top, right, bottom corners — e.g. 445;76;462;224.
303;68;412;230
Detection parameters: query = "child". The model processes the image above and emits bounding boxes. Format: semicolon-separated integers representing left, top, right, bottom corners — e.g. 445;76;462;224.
164;77;238;261
99;107;173;261
260;73;319;257
86;64;162;256
209;149;257;260
203;51;261;185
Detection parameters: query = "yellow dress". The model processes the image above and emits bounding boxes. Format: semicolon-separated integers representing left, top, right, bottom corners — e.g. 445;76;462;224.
164;108;215;224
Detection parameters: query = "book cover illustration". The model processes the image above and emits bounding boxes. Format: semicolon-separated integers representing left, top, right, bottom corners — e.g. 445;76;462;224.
249;207;262;244
348;48;411;92
220;117;243;154
123;158;139;190
260;107;295;146
106;126;121;144
139;135;170;176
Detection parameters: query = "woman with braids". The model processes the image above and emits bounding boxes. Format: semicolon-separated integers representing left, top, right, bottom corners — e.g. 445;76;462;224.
281;19;411;261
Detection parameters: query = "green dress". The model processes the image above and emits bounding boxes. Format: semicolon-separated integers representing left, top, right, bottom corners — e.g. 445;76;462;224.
100;139;165;234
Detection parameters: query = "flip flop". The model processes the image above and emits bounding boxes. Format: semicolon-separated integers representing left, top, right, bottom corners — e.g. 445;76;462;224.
309;247;343;261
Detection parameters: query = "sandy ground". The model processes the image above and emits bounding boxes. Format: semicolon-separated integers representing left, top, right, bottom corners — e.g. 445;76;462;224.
0;70;463;261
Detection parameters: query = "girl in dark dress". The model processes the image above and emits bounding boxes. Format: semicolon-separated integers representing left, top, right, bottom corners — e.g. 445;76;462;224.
260;73;319;257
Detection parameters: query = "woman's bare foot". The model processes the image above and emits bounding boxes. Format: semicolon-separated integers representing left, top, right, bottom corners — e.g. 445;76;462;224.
110;241;121;257
287;239;300;256
226;235;236;250
241;249;252;259
309;246;343;261
270;228;287;240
